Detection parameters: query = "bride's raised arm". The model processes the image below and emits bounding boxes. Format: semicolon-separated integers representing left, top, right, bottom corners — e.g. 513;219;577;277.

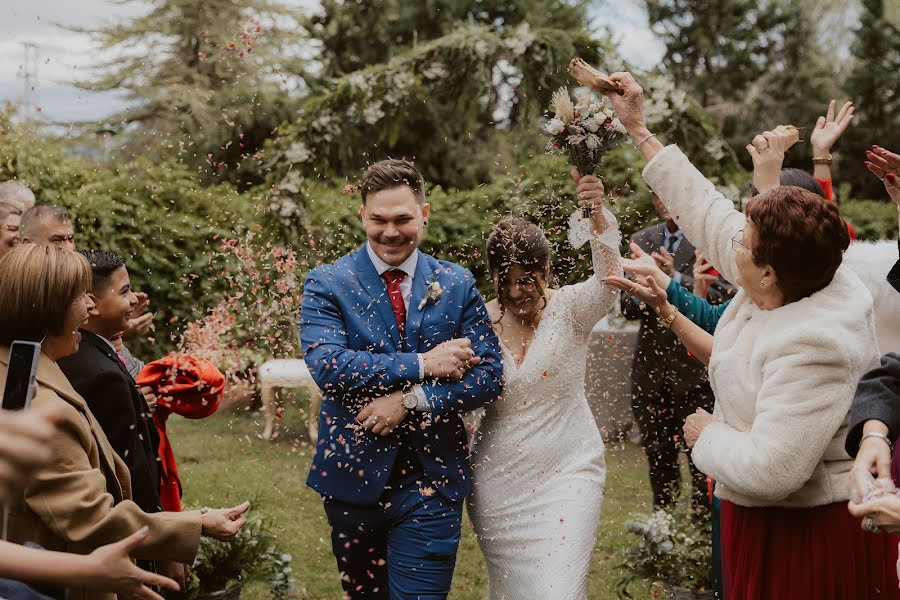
560;170;623;339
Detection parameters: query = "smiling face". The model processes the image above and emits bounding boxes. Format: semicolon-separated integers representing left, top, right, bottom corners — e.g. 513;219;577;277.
495;264;549;322
0;214;20;258
361;185;430;266
44;291;95;359
86;266;138;339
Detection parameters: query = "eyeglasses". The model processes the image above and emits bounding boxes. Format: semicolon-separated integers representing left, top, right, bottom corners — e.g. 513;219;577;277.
731;229;749;252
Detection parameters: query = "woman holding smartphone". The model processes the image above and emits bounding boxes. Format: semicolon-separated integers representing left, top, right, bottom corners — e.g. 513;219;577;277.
0;244;250;600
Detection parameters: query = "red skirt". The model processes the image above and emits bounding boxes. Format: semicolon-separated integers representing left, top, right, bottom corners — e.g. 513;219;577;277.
720;500;900;599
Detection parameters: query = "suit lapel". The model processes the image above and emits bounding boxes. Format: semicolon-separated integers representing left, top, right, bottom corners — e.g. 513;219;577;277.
405;253;433;352
353;246;402;349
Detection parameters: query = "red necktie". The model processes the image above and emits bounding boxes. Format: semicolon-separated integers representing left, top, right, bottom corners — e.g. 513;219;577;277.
382;269;407;337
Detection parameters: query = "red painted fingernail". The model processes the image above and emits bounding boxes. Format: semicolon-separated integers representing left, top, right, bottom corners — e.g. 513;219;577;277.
866;150;875;158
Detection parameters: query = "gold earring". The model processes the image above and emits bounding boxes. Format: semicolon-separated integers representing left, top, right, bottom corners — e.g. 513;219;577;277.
759;279;766;289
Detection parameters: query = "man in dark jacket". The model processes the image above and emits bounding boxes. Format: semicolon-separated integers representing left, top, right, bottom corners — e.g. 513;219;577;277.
623;194;735;508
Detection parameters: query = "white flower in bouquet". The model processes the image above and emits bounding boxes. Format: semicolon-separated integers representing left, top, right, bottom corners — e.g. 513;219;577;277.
544;85;625;177
610;117;627;134
544;118;566;135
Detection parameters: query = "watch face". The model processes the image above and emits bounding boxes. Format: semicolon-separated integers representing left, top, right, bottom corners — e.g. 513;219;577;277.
402;393;418;409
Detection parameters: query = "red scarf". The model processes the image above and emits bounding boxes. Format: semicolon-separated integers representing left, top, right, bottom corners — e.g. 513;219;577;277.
136;355;224;511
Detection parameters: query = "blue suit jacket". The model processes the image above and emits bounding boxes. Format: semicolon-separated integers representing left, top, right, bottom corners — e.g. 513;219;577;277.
301;245;503;505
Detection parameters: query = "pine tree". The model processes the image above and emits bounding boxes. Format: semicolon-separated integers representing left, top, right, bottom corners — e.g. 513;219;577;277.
72;0;304;185
843;0;900;196
644;0;796;107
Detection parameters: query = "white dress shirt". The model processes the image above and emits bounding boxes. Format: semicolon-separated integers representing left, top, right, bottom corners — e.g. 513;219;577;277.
366;243;429;410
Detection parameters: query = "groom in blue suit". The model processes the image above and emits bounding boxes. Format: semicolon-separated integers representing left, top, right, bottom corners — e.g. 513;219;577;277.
301;159;503;599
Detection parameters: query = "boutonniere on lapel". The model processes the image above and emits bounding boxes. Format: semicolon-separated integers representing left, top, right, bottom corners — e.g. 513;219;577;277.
418;277;443;311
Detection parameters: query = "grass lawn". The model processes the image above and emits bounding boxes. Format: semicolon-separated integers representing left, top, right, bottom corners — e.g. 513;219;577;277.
170;394;659;599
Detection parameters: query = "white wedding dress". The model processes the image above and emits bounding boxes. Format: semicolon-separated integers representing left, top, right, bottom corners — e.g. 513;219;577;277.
468;213;622;599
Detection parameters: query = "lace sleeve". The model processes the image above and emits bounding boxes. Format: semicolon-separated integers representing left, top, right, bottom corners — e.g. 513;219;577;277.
559;206;623;340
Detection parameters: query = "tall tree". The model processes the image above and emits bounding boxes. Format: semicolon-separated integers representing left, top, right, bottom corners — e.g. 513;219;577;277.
269;1;601;192
720;2;837;170
72;0;305;185
843;0;900;197
644;0;795;107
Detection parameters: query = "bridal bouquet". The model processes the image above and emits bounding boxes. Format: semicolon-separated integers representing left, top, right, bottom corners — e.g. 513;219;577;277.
544;87;626;176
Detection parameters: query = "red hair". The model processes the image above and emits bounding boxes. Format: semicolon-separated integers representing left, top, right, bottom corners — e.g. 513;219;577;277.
745;186;850;303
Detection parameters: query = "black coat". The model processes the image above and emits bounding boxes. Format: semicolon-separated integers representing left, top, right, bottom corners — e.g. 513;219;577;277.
846;352;900;457
58;330;162;513
622;222;737;394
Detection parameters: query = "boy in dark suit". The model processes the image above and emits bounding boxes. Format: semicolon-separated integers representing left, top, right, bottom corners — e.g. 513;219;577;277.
57;250;186;585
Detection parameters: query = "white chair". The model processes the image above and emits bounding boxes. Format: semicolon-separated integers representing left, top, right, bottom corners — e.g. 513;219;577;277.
258;359;321;442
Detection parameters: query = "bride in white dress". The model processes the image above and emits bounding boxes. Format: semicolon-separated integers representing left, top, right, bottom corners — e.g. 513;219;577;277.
468;171;622;599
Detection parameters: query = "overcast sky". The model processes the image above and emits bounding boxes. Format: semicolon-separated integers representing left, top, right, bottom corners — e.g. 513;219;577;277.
1;0;663;123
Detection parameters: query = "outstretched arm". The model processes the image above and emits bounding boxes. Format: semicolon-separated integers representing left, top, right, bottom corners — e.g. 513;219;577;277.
810;99;854;192
604;274;714;365
564;170;623;338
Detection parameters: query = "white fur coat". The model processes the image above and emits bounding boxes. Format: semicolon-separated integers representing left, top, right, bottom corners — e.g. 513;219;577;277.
644;145;881;508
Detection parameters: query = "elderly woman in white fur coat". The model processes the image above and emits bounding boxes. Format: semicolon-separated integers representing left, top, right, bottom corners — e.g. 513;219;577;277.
578;67;900;599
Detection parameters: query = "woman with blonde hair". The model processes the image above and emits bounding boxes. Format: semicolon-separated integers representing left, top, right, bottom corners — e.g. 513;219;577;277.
0;244;250;600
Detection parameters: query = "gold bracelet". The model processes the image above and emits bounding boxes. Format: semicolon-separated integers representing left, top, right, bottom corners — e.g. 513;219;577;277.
812;154;833;165
656;305;678;328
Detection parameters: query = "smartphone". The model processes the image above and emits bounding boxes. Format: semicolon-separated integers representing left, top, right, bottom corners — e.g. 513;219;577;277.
1;341;41;411
701;259;720;278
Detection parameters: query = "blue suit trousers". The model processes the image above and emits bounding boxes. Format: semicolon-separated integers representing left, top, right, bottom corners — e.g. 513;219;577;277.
323;469;463;599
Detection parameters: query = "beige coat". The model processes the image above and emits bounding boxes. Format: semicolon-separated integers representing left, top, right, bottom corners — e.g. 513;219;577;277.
1;347;202;600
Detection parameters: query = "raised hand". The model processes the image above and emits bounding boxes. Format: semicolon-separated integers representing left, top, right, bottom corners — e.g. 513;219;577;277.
865;145;900;206
620;242;671;290
571;169;608;234
422;338;480;380
200;501;251;541
356;390;407;436
746;125;801;194
692;250;719;299
810;100;854;157
603;273;671;314
602;72;646;135
651;246;675;277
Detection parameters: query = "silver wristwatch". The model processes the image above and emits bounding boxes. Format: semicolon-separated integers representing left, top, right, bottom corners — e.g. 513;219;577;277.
401;388;418;410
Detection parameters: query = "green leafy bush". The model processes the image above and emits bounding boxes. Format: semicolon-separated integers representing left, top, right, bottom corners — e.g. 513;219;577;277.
842;198;898;241
0;113;259;356
185;511;294;599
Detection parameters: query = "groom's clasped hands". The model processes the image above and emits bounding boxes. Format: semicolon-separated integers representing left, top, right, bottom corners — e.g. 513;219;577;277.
355;338;480;436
